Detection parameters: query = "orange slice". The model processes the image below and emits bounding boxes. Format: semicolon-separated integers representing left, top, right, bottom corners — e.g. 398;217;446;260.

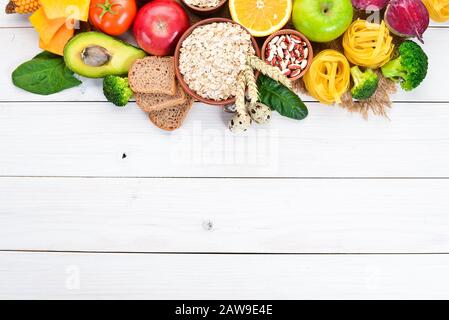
229;0;292;37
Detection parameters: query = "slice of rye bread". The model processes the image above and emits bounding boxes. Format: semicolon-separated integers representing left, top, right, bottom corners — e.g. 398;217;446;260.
149;98;193;131
128;56;176;95
135;81;186;112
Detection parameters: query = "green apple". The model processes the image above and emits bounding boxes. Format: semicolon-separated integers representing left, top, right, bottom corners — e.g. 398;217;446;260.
292;0;353;43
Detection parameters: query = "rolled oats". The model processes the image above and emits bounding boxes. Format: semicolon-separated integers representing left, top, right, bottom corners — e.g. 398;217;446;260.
179;22;255;101
184;0;220;8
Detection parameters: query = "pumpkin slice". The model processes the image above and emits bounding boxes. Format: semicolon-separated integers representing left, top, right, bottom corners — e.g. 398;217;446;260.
30;8;67;45
39;24;75;56
40;0;90;21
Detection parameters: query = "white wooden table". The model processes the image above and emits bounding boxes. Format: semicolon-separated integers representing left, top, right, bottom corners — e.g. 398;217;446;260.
1;11;449;300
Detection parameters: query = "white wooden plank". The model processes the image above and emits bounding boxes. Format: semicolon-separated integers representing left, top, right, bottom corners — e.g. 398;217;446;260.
1;252;449;299
0;10;31;27
1;178;448;253
1;28;448;102
1;102;449;177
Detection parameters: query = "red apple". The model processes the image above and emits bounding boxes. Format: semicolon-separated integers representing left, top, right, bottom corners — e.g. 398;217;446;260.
133;0;190;56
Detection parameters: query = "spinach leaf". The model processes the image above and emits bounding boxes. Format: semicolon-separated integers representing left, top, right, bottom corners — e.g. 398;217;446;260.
257;74;308;120
33;51;60;60
12;51;81;95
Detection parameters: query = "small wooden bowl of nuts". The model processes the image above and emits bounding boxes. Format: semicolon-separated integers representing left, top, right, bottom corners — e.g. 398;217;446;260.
174;18;260;106
181;0;228;15
261;29;313;81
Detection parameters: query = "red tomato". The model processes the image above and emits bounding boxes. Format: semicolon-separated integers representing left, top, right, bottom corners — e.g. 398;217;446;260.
133;0;190;56
89;0;137;36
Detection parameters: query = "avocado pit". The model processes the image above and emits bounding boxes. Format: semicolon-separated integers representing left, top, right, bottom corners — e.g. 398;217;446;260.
81;46;112;67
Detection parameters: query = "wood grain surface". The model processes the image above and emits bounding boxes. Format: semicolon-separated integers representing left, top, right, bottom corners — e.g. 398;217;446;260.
0;8;448;299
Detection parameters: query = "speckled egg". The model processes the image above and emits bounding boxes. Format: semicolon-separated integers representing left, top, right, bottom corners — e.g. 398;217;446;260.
248;103;272;124
229;111;252;133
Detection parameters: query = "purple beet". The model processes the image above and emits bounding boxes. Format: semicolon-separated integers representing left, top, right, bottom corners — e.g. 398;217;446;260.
352;0;389;11
385;0;430;43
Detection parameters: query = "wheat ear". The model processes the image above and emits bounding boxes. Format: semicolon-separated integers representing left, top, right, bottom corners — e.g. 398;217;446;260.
228;70;253;133
243;65;259;107
246;55;293;90
235;71;247;114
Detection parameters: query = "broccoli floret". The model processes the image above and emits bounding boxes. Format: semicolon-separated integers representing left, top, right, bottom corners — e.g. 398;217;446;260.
350;66;379;100
381;40;428;91
103;75;133;107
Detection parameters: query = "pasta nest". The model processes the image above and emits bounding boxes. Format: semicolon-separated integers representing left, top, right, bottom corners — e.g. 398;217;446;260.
303;50;350;105
343;20;394;69
422;0;449;22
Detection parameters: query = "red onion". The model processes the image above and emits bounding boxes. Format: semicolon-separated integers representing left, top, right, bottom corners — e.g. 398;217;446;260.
352;0;389;11
385;0;430;43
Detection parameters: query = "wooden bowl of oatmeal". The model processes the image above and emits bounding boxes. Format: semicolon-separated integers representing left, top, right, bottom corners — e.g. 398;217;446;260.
174;18;260;106
181;0;228;15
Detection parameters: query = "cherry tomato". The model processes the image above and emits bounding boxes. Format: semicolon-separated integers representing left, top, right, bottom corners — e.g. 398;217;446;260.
89;0;137;36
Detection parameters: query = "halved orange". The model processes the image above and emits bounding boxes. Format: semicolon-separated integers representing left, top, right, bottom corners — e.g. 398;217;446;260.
229;0;292;37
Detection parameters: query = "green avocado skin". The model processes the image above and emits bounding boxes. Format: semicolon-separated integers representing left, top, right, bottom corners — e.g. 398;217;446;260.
64;32;147;79
292;0;353;43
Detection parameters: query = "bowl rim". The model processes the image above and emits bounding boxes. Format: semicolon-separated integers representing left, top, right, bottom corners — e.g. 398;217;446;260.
174;17;261;106
180;0;228;13
261;29;313;81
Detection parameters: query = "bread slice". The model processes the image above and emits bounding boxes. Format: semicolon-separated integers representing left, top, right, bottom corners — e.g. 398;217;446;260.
128;56;176;95
135;81;186;112
149;98;193;131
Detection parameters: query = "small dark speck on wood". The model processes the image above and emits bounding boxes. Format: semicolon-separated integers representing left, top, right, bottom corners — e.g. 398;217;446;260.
202;220;214;231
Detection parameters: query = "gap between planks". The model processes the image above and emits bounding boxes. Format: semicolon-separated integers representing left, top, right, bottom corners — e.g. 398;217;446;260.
2;249;449;255
2;176;449;179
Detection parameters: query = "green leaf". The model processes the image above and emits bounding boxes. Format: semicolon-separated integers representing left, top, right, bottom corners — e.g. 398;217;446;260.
257;74;308;120
12;51;81;96
33;51;60;60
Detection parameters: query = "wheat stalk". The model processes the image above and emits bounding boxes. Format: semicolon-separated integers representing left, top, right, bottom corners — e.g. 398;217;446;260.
235;71;247;114
243;65;259;107
246;55;293;90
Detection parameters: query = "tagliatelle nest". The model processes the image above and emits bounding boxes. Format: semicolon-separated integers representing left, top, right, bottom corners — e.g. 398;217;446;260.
302;49;351;105
343;20;394;69
422;0;449;22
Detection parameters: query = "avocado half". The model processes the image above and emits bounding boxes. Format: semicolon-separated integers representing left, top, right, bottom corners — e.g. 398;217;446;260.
64;32;146;78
